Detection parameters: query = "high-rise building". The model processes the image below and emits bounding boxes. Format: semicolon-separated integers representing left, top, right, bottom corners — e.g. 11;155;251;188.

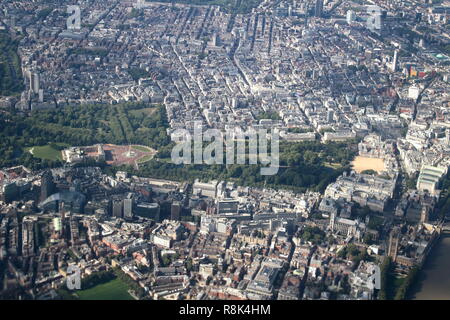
33;73;40;93
53;217;62;233
408;85;420;100
124;197;134;220
346;10;356;24
420;206;429;224
60;201;66;238
210;33;219;47
419;38;425;48
40;170;55;202
22;217;35;257
135;202;160;221
1;182;19;203
38;89;44;103
70;216;80;245
390;49;398;72
388;227;400;261
28;72;33;93
136;0;144;9
327;110;334;123
112;199;123;218
315;0;323;17
415;12;422;22
171;201;182;221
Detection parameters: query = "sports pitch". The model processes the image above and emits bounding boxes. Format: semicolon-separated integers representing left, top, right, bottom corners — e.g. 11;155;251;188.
75;278;134;300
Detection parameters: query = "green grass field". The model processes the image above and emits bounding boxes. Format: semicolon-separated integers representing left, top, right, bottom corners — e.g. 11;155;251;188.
75;278;134;300
25;143;69;161
324;162;342;169
137;154;154;163
132;145;153;152
129;107;157;118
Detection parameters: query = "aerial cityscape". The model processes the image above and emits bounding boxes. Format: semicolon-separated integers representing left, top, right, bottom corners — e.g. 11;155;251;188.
0;0;449;302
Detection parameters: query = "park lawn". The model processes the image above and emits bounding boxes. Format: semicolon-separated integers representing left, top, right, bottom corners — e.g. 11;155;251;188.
392;276;406;296
25;143;69;161
385;275;406;300
129;107;157;118
324;162;342;169
137;154;154;163
75;278;134;300
132;145;153;152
